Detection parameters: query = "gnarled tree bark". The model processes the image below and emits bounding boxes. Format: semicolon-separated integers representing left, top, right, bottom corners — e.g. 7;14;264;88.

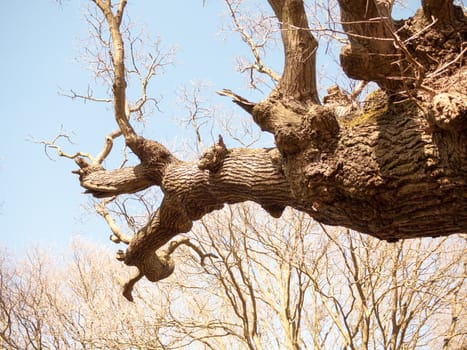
70;0;466;299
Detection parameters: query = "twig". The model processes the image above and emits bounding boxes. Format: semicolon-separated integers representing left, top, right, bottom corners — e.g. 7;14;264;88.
167;238;218;266
59;87;112;104
96;197;132;244
217;89;256;114
403;16;438;44
350;81;368;101
224;0;280;83
33;133;95;163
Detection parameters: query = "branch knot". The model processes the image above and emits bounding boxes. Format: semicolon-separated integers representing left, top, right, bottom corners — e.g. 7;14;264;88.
198;135;228;172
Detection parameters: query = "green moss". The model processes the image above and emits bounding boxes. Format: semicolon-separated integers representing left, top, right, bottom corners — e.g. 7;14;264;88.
348;104;388;127
347;90;389;127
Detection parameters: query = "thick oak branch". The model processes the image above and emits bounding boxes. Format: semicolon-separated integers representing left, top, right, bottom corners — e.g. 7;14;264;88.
77;0;467;302
76;164;155;198
338;0;466;92
268;0;319;103
75;136;177;197
337;0;403;91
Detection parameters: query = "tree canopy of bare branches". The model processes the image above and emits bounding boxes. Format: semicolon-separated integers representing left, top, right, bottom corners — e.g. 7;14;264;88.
0;209;465;349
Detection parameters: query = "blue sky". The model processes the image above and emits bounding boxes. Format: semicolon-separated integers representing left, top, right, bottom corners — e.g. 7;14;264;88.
0;0;274;254
0;1;419;255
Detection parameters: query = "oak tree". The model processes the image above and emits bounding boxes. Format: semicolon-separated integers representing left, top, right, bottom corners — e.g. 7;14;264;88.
48;0;466;299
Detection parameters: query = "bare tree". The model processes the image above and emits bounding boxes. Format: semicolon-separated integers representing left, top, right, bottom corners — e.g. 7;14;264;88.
178;204;466;349
43;0;467;296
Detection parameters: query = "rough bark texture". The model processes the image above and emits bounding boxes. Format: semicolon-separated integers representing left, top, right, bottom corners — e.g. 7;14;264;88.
284;90;467;240
76;0;466;298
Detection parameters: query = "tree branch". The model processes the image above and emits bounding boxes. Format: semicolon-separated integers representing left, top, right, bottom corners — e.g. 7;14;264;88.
74;162;156;198
115;0;127;28
96;197;132;244
337;0;403;91
62;0;467;304
225;0;281;85
92;0;137;141
268;0;319;104
77;145;296;298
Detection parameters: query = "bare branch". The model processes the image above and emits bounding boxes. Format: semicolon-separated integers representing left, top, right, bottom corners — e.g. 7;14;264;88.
59;87;112;104
121;235;217;302
126;34;176;121
350;80;368;101
33;132;95;163
166;238;218;266
224;0;280;85
177;83;213;153
95;197;132;244
95;129;122;164
217;89;256;114
115;0;127;28
92;0;137;140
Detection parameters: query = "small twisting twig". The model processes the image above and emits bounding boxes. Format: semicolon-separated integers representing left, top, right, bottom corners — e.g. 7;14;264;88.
120;237;217;302
166;238;218;266
178;83;211;153
33;132;95;163
35;126;124;166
